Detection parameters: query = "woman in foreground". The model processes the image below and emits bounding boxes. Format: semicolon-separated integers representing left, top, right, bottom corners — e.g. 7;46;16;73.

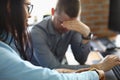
0;0;104;80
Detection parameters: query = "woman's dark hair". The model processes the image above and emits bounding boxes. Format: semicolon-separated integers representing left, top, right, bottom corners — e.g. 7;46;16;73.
55;0;80;18
0;0;32;60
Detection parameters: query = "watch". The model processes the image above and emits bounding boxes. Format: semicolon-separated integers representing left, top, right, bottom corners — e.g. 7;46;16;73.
82;32;94;40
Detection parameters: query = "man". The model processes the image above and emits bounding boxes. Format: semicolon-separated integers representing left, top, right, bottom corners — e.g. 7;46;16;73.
30;0;120;71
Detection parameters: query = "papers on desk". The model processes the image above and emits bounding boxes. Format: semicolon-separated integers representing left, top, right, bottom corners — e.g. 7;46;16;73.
90;40;107;52
90;38;116;52
85;51;102;65
65;45;79;65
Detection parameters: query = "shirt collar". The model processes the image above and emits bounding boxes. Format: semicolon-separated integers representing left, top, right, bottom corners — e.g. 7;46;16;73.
47;17;61;36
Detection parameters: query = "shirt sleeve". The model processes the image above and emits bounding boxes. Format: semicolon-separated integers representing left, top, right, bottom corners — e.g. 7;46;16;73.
70;32;91;65
0;41;99;80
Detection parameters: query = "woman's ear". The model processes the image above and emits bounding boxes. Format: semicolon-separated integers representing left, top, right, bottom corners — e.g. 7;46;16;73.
51;8;55;15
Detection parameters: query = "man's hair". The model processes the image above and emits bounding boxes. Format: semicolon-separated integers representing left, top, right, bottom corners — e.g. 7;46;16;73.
0;0;32;60
55;0;80;18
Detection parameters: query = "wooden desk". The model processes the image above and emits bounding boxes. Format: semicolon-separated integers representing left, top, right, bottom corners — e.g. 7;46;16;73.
66;34;120;65
65;46;103;65
85;51;103;65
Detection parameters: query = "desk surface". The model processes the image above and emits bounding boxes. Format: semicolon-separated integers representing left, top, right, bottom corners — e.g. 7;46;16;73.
65;45;103;65
66;35;120;65
85;51;103;65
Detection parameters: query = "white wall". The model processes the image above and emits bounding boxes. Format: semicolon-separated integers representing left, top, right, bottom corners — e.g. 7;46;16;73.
28;0;57;25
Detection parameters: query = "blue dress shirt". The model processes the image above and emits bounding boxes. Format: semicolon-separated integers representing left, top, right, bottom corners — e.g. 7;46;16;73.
0;41;99;80
30;16;91;69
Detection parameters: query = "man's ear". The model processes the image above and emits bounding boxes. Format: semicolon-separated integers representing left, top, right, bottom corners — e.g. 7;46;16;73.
51;8;55;15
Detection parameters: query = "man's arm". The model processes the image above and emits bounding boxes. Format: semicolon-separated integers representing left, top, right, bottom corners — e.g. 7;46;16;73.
30;27;120;71
62;20;92;65
70;32;91;65
30;26;90;69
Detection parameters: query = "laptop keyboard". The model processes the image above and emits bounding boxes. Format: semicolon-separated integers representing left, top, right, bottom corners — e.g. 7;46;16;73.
102;50;120;80
98;38;116;51
98;38;120;80
112;65;120;80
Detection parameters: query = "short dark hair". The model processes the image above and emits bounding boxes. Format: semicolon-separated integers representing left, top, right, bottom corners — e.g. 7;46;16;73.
55;0;80;18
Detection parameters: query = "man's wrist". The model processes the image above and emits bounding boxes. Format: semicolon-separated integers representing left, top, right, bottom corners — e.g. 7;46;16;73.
90;63;105;71
90;64;101;70
82;32;94;40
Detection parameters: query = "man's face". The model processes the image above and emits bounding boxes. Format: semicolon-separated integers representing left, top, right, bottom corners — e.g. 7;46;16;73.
52;11;77;34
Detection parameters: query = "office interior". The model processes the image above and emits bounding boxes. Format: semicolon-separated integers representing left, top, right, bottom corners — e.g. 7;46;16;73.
29;0;120;41
28;0;120;80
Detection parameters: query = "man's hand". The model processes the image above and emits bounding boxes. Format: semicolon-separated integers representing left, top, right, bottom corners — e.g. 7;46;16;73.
62;19;90;37
99;55;120;71
91;55;120;71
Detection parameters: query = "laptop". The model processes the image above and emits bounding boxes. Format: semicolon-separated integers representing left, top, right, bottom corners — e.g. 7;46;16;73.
90;38;120;80
102;49;120;80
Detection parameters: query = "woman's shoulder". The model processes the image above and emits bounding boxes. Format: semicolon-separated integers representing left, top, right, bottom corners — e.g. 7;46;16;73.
0;41;19;58
0;41;20;67
0;41;14;53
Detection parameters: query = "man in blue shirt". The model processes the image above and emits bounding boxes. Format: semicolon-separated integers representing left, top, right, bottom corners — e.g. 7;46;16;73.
30;0;92;69
30;0;120;72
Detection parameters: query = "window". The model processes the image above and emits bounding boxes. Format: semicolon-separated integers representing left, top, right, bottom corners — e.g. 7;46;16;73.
28;0;57;25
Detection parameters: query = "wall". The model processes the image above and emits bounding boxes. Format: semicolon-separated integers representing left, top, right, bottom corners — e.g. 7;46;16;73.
81;0;117;38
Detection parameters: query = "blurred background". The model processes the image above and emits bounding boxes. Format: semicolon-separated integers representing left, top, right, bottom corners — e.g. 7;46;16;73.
29;0;119;38
29;0;120;66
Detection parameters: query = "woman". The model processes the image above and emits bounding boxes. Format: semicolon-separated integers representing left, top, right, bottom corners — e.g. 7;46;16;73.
0;0;104;80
